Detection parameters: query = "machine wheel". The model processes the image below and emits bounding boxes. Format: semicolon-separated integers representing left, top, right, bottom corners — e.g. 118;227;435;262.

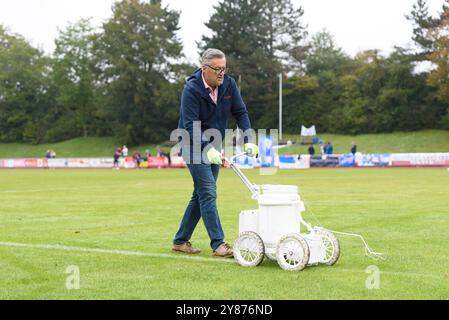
316;229;340;265
234;231;265;267
276;233;310;271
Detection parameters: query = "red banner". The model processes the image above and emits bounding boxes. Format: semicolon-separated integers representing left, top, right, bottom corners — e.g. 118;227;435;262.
170;156;187;168
390;153;449;167
0;159;48;168
147;156;169;168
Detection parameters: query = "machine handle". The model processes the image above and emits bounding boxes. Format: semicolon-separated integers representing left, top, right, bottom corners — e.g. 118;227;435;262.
223;152;260;200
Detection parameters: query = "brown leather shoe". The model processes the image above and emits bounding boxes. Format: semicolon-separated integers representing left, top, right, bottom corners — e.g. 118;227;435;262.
172;241;201;254
213;243;234;258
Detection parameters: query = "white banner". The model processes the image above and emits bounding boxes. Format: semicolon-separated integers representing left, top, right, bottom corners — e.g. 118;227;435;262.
47;158;114;168
355;154;391;167
278;155;310;169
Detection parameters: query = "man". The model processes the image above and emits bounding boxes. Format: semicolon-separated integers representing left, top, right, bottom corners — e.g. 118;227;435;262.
133;151;142;168
122;145;129;157
113;147;122;170
157;145;171;166
308;144;315;156
327;142;333;155
173;48;258;258
351;142;357;155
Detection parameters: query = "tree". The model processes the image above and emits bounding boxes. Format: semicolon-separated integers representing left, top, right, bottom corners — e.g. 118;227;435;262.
263;0;308;71
94;0;188;145
328;75;369;134
305;30;350;76
282;74;319;131
200;0;308;129
51;18;98;140
426;2;449;127
0;25;54;143
427;3;449;101
406;0;439;59
200;0;275;129
300;31;356;133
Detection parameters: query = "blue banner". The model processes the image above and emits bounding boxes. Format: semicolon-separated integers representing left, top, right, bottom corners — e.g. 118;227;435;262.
339;154;355;167
279;155;296;164
356;154;391;167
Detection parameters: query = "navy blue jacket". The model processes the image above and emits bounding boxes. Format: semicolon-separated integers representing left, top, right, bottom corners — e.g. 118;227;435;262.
177;69;251;161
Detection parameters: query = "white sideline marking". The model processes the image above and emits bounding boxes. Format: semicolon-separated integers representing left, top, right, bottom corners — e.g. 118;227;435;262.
0;242;235;264
0;242;445;280
0;188;90;194
0;186;120;194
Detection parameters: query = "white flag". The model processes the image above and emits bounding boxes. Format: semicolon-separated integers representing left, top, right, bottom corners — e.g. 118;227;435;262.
301;125;316;136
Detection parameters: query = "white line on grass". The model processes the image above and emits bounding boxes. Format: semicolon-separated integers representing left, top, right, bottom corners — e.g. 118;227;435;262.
0;241;445;280
0;185;149;194
0;242;235;264
0;188;74;194
0;187;110;194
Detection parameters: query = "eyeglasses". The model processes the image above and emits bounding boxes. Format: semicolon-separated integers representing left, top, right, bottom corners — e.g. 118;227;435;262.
205;64;226;75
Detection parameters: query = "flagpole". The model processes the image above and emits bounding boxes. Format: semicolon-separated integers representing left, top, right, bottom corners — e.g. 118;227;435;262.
279;73;283;140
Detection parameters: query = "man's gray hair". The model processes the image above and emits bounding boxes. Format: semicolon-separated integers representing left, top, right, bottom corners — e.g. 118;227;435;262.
201;48;225;66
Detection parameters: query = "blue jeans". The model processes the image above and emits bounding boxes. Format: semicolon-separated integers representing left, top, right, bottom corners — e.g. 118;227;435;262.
173;163;224;251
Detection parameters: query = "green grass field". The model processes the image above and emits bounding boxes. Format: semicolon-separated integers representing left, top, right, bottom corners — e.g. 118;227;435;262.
1;168;448;299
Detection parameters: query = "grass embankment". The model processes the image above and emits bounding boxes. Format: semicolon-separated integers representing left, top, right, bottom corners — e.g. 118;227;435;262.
0;130;448;158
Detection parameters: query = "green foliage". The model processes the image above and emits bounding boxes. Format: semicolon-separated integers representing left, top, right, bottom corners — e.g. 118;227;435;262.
406;0;439;59
200;0;308;129
305;30;350;75
440;108;449;129
0;26;53;144
52;18;98;140
1;1;449;145
94;0;189;145
427;23;449;103
283;43;447;134
408;0;449;117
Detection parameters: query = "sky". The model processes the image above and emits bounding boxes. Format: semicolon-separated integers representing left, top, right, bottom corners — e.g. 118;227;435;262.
0;0;445;64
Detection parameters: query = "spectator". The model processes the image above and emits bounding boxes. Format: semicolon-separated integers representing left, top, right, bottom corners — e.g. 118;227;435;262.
322;143;328;155
50;150;56;159
122;145;129;157
45;150;51;159
156;145;163;157
351;142;357;155
308;144;315;156
133;151;142;168
113;147;122;170
144;149;152;161
157;145;171;166
326;142;333;155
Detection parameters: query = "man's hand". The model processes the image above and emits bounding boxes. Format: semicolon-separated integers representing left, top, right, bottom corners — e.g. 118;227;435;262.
244;143;259;158
207;147;222;165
